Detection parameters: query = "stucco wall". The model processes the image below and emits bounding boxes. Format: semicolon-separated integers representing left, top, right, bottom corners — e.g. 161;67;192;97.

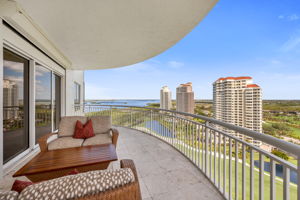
65;70;85;116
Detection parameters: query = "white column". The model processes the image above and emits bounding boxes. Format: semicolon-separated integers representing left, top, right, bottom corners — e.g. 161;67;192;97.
65;69;72;115
29;60;36;148
0;20;4;178
60;74;66;116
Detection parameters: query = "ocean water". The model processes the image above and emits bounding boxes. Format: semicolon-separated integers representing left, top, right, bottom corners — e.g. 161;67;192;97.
85;99;160;107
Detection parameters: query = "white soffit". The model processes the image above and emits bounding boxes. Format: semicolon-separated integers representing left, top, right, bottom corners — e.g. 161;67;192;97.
11;0;218;70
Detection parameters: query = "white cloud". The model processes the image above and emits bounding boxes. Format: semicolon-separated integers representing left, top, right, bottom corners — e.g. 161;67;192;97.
270;59;281;65
287;14;299;21
4;61;24;73
4;75;23;83
35;70;45;77
280;31;300;52
278;14;299;21
167;61;184;68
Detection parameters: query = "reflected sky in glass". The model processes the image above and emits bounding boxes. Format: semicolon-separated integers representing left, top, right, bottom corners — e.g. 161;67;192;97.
35;64;51;101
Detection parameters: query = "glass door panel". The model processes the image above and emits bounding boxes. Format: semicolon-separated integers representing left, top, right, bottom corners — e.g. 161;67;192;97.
35;64;52;143
53;74;61;130
3;49;29;163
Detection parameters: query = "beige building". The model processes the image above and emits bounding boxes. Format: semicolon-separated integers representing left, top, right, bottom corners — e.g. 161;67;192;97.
213;77;262;145
160;86;172;110
176;82;195;114
3;79;19;120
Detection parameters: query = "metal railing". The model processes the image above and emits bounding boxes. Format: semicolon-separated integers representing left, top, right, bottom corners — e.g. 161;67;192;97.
74;104;300;200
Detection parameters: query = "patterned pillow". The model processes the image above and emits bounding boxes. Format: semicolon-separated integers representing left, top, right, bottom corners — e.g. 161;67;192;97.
18;168;135;200
0;191;19;200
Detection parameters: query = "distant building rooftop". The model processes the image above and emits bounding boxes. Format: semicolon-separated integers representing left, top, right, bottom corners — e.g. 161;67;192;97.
216;76;252;81
246;84;260;88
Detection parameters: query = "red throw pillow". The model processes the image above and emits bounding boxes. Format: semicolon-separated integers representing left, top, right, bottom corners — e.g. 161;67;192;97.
73;119;95;139
11;169;79;193
66;168;79;175
11;180;33;193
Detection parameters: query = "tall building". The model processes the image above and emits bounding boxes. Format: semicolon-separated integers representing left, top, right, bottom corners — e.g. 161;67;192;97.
176;82;195;114
3;79;19;120
213;76;262;145
160;86;172;110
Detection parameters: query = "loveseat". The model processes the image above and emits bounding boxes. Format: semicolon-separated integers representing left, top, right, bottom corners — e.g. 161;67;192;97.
38;116;119;151
2;160;141;200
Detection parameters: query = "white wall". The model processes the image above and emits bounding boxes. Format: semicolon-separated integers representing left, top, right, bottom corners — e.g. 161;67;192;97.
65;70;85;116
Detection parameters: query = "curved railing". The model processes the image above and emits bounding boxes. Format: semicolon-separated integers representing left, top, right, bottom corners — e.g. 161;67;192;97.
74;104;300;200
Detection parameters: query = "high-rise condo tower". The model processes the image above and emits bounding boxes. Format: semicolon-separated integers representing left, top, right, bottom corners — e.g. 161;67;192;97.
160;86;172;110
213;76;262;145
176;82;195;114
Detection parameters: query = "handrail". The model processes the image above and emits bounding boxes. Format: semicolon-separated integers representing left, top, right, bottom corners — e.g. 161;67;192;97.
77;104;300;200
83;104;300;156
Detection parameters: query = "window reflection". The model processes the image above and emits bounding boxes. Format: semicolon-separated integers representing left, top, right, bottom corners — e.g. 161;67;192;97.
35;64;52;143
3;49;29;163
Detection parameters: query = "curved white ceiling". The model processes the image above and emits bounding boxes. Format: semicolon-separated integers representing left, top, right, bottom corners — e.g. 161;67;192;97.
15;0;218;70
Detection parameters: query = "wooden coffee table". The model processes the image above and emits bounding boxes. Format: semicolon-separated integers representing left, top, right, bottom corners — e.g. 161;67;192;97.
13;144;118;182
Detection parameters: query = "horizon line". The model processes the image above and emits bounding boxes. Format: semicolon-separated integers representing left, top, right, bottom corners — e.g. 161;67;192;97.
85;99;300;101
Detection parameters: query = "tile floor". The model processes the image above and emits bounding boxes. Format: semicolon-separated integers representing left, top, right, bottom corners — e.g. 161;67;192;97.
113;127;224;200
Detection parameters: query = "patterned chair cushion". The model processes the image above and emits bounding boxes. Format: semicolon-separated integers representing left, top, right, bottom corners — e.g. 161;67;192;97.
58;116;87;137
18;168;135;200
82;131;112;146
48;137;84;150
0;191;19;200
89;116;111;134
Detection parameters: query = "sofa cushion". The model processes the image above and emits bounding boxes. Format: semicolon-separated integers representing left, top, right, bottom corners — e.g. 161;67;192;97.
89;116;111;134
82;132;112;146
18;168;135;200
48;137;84;150
0;191;18;200
58;116;87;137
73;119;95;139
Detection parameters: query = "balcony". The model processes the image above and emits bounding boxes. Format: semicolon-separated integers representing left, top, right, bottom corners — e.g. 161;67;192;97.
0;125;223;199
73;105;300;200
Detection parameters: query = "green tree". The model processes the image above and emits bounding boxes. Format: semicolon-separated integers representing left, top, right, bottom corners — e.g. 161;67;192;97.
271;149;289;160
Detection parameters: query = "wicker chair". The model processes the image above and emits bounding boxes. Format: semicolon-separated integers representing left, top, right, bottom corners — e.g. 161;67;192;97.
1;160;141;200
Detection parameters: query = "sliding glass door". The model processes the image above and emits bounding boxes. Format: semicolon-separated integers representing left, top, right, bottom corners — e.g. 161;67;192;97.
3;48;62;162
35;64;52;143
3;49;29;163
35;65;61;143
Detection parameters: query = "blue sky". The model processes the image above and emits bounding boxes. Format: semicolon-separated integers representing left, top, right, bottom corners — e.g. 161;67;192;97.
85;0;300;100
